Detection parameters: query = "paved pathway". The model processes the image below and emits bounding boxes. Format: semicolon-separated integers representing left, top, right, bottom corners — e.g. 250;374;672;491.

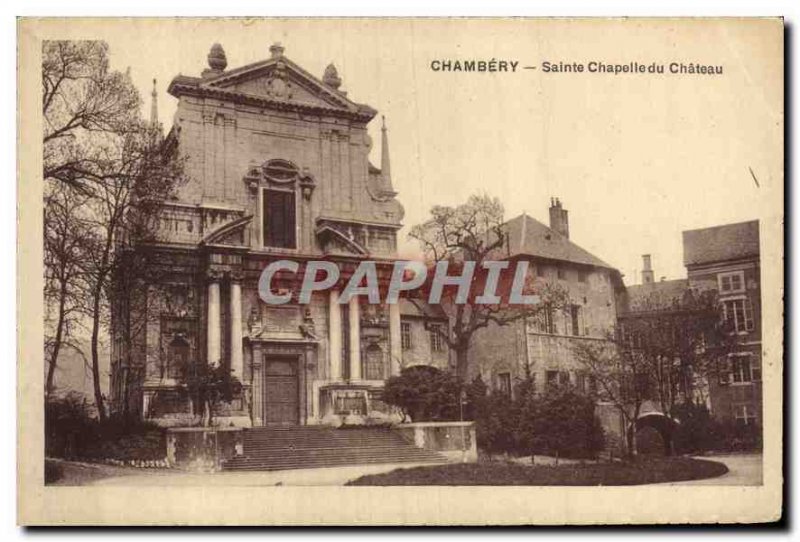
90;462;437;486
666;453;763;486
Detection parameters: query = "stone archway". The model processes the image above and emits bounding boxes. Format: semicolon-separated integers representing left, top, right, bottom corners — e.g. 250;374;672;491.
630;413;678;456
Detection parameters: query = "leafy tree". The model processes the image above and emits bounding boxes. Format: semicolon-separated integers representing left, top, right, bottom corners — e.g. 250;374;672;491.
182;363;243;427
409;194;568;379
383;365;460;422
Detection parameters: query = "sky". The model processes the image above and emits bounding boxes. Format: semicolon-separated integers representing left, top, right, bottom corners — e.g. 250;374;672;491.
93;18;781;285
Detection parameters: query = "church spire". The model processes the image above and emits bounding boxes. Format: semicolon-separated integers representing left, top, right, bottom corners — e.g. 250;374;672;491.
150;78;158;126
380;115;393;194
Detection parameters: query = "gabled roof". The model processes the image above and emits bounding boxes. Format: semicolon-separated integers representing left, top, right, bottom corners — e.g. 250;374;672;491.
682;220;760;267
503;213;614;270
168;52;377;122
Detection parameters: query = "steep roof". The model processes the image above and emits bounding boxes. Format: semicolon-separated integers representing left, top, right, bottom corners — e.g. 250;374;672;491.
399;298;447;320
683;220;760;267
620;278;690;314
503;213;614;269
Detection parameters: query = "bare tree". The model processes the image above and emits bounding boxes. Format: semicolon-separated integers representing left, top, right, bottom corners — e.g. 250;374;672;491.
80;125;184;420
43;181;90;396
409;194;568;379
42;40;185;419
572;336;650;456
573;288;737;455
617;288;737;417
43;41;139;193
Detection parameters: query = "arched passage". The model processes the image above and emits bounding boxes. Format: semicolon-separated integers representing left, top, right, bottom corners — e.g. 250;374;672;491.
629;413;678;456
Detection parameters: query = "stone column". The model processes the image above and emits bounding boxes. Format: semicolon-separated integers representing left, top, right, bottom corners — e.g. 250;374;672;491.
349;297;361;381
389;302;402;376
230;280;244;378
252;345;262;426
207;280;221;366
328;290;342;381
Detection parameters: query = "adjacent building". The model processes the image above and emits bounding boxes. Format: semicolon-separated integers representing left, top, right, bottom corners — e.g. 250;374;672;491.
468;199;626;443
683;220;762;427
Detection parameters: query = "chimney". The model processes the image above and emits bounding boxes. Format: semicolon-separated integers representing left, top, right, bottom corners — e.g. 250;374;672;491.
548;198;570;238
641;254;654;284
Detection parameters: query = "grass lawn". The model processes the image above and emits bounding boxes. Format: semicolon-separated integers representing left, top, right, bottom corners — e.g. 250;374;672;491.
346;456;728;486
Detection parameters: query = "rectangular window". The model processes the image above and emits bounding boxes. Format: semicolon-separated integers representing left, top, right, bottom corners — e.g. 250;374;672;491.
578;270;588;283
575;372;586;394
538;304;556;334
570;305;581;336
557;267;566;280
545;370;559;391
734;404;758;426
731;354;758;384
429;323;445;352
723;298;755;333
558;370;570;386
497;372;512;397
751;357;762;382
536;265;546;278
262;189;296;249
719;271;745;294
400;322;412;350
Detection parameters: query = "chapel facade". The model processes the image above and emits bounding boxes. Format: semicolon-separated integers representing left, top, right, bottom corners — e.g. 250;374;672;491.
109;43;441;427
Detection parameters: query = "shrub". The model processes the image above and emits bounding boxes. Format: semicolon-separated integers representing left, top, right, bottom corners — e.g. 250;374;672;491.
521;385;605;460
474;391;517;457
45;392;165;461
672;402;762;454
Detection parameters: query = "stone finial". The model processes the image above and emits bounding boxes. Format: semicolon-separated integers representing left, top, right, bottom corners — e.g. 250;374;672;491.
270;42;285;59
322;63;342;89
207;43;228;72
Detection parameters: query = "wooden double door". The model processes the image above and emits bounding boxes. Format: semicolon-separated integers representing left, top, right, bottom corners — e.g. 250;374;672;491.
263;357;299;426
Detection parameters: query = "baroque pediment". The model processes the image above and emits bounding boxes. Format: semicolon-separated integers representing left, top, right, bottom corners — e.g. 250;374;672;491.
170;52;377;122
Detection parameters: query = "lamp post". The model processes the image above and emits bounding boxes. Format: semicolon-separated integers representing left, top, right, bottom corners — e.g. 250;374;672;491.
459;388;467;463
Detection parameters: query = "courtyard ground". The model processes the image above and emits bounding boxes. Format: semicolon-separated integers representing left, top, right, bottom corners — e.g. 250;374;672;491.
664;453;762;486
46;453;760;487
46;458;444;486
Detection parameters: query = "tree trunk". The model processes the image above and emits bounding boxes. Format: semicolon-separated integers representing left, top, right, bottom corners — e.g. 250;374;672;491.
46;278;69;396
455;345;469;380
90;283;107;421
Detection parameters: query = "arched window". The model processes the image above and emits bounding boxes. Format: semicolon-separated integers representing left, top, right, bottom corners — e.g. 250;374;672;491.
167;336;191;379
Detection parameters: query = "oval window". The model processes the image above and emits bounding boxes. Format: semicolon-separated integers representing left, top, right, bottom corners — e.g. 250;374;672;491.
263;159;299;183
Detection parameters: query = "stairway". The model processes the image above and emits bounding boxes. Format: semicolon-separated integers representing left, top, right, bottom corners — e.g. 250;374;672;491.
222;426;447;471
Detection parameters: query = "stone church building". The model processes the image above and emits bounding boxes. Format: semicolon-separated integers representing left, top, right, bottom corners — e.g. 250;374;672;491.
110;43;444;427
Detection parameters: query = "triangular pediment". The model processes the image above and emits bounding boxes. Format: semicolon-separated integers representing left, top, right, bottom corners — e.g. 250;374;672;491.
201;57;366;115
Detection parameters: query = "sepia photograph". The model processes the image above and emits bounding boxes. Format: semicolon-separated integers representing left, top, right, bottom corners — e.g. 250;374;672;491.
17;17;783;525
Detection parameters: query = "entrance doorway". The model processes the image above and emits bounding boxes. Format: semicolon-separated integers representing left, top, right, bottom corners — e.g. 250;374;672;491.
263;357;299;425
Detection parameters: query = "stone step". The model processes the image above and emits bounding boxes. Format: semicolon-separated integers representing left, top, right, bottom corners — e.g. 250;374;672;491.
222;425;446;472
